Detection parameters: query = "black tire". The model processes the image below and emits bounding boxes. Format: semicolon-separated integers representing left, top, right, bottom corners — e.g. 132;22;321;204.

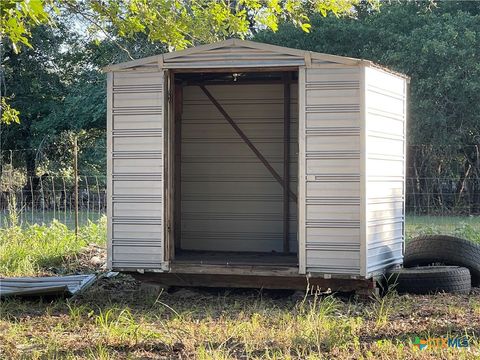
404;235;480;286
387;266;471;295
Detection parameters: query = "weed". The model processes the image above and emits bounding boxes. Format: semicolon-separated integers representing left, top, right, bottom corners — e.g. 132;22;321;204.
369;277;398;329
95;307;159;346
0;216;106;276
294;293;362;353
454;222;480;243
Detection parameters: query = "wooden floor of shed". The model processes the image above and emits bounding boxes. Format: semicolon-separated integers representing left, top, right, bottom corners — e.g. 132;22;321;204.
141;250;376;294
174;250;298;266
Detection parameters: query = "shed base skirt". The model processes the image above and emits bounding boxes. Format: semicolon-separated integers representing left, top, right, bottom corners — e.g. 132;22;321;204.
132;272;377;294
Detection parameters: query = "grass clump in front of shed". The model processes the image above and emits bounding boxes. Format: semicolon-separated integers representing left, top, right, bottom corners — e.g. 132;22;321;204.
0;216;106;276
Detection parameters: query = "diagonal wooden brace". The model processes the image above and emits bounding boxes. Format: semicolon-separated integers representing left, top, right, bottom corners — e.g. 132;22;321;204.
199;85;297;203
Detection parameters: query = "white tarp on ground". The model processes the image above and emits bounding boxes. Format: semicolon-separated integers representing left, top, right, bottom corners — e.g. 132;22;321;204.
0;274;96;298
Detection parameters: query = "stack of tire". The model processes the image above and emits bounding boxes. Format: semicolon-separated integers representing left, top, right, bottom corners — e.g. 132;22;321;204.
387;235;480;295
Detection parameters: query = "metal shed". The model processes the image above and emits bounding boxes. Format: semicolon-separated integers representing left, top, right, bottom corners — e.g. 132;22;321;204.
105;39;408;291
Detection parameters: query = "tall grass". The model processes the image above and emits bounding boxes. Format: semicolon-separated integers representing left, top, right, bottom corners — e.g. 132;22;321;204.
0;216;106;276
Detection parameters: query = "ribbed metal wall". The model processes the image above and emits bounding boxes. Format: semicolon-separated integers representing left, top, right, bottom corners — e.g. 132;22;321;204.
180;84;298;252
365;67;406;275
299;67;362;275
108;70;165;270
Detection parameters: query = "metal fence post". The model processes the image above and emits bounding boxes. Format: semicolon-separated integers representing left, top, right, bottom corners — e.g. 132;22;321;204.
74;136;79;239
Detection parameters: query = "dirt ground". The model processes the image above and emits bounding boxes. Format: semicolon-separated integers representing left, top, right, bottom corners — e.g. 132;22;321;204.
1;272;480;359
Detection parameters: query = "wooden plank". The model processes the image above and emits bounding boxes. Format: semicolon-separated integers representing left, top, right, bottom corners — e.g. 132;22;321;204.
174;250;297;266
133;272;376;292
170;263;299;277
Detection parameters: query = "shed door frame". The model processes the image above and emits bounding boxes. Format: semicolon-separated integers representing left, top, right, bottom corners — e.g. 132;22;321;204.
298;66;306;274
165;69;175;264
165;68;300;262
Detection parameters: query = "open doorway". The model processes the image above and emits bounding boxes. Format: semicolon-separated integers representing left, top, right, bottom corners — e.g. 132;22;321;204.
171;70;299;267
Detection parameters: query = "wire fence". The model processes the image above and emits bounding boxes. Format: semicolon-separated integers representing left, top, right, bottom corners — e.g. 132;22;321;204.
0;145;479;241
0;174;106;228
0;173;478;240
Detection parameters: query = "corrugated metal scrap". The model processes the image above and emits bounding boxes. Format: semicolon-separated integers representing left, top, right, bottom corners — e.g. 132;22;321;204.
0;274;97;298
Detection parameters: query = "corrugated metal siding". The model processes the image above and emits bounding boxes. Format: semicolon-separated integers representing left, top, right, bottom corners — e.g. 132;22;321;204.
180;84;298;252
108;70;165;270
163;45;309;68
365;67;406;275
299;67;362;275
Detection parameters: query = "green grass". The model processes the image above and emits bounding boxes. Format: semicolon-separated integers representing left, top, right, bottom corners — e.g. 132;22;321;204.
0;216;106;276
1;213;479;277
0;216;480;358
1;282;479;359
406;215;480;242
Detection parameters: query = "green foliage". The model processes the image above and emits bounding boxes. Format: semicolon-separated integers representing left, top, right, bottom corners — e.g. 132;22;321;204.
368;282;398;329
1;97;20;124
91;0;378;49
294;294;362;352
256;2;480;147
0;216;106;276
2;0;375;53
2;24;70;168
454;222;480;244
256;2;480;213
95;307;159;345
2;23;108;177
406;215;480;242
2;0;376;134
0;0;52;52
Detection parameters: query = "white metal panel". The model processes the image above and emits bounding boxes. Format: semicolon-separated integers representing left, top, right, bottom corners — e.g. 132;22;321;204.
108;70;166;270
365;66;407;275
299;66;362;275
181;83;298;253
163;45;305;68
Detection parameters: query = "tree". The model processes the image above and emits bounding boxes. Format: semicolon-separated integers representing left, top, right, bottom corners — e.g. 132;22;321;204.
3;1;379;52
256;1;480;213
1;0;52;52
1;0;378;124
256;2;480;146
2;24;71;177
2;21;170;179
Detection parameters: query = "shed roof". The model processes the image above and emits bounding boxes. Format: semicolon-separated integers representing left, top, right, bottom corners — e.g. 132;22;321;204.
104;38;409;80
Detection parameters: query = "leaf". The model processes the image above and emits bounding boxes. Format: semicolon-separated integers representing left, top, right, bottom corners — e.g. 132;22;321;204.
1;98;21;125
300;23;311;33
